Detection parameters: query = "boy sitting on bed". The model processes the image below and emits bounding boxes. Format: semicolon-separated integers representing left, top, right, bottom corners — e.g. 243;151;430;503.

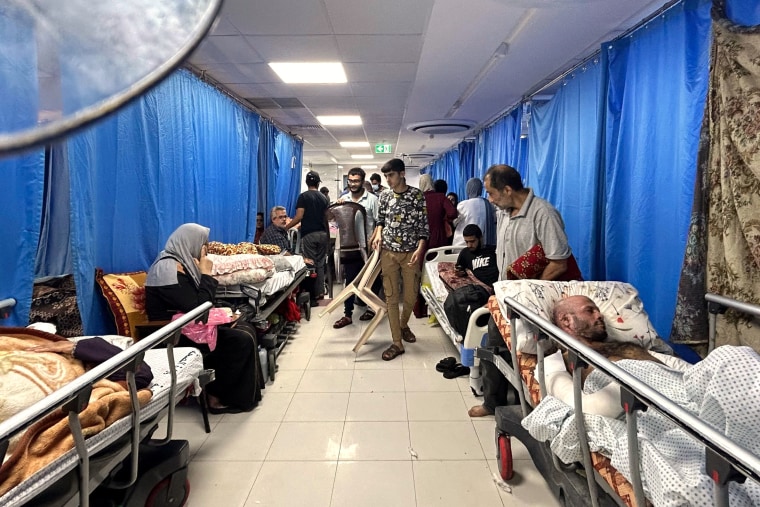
455;224;498;287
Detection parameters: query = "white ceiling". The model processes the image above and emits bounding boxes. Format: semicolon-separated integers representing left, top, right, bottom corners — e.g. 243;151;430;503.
188;0;666;169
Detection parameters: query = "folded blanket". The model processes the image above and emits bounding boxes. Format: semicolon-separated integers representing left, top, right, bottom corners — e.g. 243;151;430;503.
0;333;152;496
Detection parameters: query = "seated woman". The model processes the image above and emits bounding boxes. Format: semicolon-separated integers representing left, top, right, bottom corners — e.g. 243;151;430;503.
144;223;263;414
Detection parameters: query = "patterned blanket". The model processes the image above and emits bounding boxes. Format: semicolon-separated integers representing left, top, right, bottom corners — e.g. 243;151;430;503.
522;345;760;506
0;332;152;496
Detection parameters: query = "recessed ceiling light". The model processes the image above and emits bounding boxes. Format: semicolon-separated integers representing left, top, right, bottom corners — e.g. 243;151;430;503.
316;115;362;126
339;141;370;148
268;62;347;84
361;165;378;169
351;154;374;159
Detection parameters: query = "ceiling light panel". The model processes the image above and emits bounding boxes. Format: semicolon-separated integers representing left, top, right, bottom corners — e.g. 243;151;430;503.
351;154;374;159
316;115;362;126
339;141;370;148
269;62;347;83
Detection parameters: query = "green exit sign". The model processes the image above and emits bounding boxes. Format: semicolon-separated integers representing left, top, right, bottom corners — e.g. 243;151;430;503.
375;143;392;154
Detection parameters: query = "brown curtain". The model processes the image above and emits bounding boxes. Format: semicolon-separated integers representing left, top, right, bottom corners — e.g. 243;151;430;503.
705;6;760;351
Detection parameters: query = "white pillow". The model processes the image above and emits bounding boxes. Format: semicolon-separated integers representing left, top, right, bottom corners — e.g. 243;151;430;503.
493;280;660;354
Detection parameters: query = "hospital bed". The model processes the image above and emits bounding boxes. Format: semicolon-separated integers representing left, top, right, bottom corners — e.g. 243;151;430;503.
420;246;491;396
0;302;211;507
477;281;760;507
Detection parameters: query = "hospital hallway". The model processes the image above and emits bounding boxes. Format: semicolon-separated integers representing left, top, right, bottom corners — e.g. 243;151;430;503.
158;303;559;506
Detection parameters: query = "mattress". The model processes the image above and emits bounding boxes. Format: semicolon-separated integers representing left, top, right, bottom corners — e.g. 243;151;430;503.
217;255;307;300
423;261;449;303
0;346;204;507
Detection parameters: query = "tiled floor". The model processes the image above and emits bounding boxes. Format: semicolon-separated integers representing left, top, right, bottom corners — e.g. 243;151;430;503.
162;301;559;507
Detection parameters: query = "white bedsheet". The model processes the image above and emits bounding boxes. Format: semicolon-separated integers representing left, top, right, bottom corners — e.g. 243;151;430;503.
423;261;449;303
522;345;760;506
0;347;204;507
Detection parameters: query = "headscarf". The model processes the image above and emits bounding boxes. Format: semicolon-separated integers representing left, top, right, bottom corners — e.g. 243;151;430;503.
465;177;483;199
145;223;210;288
418;174;434;193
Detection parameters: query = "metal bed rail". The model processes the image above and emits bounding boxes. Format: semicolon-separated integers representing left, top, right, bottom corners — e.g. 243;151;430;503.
0;297;16;319
502;296;760;507
706;292;760;353
0;301;212;507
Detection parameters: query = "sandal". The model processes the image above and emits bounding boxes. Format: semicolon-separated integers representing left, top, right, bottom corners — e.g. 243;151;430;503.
443;364;470;379
333;316;353;329
401;327;416;343
382;344;405;361
359;309;376;321
435;356;457;372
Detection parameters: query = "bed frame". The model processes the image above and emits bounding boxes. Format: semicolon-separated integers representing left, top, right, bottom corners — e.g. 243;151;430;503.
0;301;212;507
420;246;491;396
479;293;760;507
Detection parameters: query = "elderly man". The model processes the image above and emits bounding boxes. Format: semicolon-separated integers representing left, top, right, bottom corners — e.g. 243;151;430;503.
470;164;580;417
259;206;293;255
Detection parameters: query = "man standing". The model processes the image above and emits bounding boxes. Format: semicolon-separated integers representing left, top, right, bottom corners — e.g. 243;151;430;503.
455;224;498;287
332;167;380;328
369;172;386;194
370;159;429;361
259;206;293;254
286;171;330;303
469;163;579;417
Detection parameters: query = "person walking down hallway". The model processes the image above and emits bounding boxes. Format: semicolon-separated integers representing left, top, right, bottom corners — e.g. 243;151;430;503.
370;159;429;361
286;171;330;304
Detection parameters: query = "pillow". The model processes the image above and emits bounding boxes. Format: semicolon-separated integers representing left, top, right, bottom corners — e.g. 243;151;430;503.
95;268;149;338
206;253;275;277
493;280;660;354
507;244;548;280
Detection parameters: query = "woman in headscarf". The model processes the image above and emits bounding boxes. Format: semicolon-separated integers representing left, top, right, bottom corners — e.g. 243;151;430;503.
145;223;263;414
452;177;496;247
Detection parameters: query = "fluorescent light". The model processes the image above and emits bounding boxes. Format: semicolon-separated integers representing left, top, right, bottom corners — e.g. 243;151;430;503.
317;115;362;126
361;165;378;169
351;154;374;160
268;62;347;84
339;141;370;148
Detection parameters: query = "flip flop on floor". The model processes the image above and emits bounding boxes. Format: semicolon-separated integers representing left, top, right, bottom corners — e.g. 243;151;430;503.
436;356;457;372
443;364;470;379
382;344;405;361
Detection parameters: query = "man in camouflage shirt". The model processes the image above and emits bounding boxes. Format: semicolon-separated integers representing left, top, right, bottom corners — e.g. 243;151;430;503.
370;158;430;360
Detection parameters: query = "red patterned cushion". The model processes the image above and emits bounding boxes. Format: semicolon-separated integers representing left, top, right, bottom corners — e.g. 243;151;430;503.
507;243;548;280
95;268;149;337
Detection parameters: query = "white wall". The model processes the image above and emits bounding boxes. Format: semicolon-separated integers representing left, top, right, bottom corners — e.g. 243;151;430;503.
299;164;422;196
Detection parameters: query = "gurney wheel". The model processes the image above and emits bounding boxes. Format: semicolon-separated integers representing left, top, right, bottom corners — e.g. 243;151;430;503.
496;433;513;481
146;477;190;507
268;349;276;382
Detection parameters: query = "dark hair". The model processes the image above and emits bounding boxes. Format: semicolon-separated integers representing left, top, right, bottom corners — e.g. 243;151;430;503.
381;158;405;174
484;164;523;191
433;179;448;193
370;173;381;183
320;187;329;195
347;167;366;180
256;212;264;217
462;224;483;238
447;192;458;202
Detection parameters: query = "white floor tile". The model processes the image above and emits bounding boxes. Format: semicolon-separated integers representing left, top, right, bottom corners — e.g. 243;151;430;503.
194;421;280;461
471;419;531;461
227;392;293;422
332;461;416;507
413;460;503;507
284;392;349;422
275;350;313;370
402;349;454;370
351;369;406;392
403;368;462;392
405;392;471;421
339;421;411;461
346;392;408;421
409;421;485;460
487;458;561;506
263;369;303;392
187;460;261;507
297;369;354;392
266;421;344;461
244;461;337;507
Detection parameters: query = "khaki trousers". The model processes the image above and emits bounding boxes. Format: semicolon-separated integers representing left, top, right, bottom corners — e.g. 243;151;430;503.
380;250;421;345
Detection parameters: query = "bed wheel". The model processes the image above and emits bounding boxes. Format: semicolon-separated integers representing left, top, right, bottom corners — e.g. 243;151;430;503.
268;349;276;382
496;432;514;481
145;477;190;507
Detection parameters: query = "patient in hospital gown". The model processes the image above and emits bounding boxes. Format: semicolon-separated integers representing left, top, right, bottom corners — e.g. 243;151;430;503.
522;296;760;506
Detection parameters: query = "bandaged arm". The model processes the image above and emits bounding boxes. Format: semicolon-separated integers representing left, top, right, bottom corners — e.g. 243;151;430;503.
543;350;624;418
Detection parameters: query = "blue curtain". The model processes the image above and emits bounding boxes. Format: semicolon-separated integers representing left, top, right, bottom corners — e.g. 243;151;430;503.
527;62;605;280
272;129;303;216
426;150;460;194
603;0;711;335
475;108;527;177
455;140;476;199
67;70;266;334
725;0;760;26
0;6;45;325
258;120;277;221
35;145;74;278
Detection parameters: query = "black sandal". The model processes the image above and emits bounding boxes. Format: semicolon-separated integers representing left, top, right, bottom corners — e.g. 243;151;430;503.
382;344;405;361
443;364;470;379
436;356;457;372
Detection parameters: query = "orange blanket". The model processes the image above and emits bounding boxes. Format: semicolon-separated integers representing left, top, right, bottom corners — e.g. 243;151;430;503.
0;332;152;497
